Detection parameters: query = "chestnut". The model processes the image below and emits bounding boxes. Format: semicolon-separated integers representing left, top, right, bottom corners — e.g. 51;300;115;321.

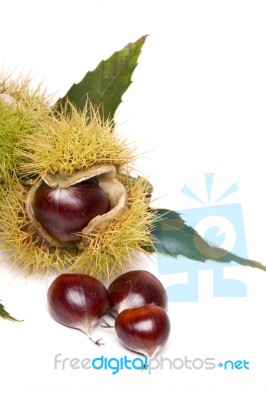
115;305;170;358
33;180;111;242
47;273;110;345
108;270;168;316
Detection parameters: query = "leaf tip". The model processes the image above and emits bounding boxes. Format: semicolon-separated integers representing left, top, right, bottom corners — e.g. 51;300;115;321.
126;34;149;48
0;301;23;322
140;34;150;42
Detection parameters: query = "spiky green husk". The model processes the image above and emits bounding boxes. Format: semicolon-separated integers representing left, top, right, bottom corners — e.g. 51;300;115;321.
0;73;48;111
17;106;134;179
0;75;154;280
0;175;154;280
0;73;49;183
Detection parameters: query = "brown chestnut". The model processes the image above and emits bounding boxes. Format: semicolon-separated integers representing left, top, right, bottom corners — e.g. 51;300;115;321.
47;273;110;345
34;180;111;242
115;305;170;358
108;270;168;316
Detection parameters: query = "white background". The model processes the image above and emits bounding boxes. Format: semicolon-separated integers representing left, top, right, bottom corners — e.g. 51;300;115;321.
1;1;266;399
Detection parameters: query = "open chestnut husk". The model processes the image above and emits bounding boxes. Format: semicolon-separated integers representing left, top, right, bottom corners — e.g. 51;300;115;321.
0;87;154;278
26;165;127;248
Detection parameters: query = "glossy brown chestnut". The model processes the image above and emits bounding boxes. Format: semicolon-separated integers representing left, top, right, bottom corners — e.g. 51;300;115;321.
108;270;168;316
34;180;111;242
47;273;110;344
115;305;170;358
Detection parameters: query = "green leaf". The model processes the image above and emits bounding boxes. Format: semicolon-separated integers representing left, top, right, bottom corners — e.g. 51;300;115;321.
151;208;266;272
55;35;148;121
0;301;23;322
